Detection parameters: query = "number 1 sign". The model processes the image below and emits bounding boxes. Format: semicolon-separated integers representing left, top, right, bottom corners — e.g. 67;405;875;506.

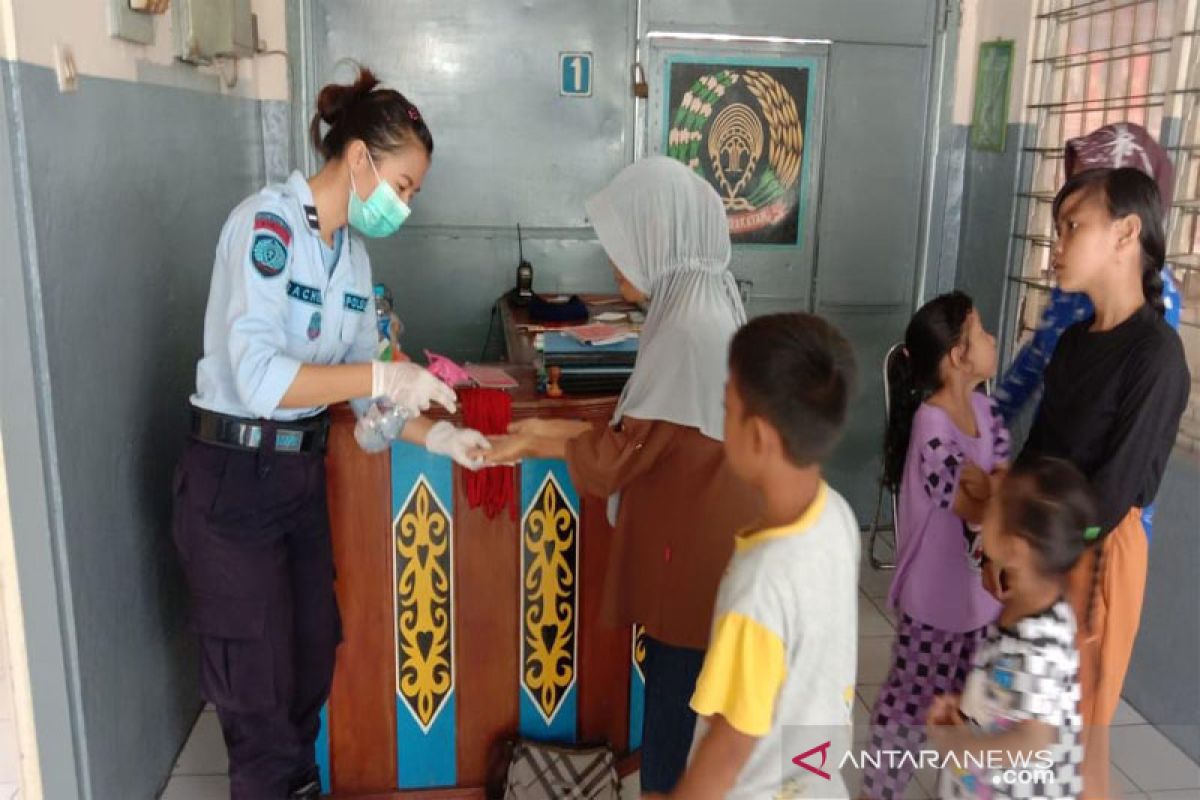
560;52;592;97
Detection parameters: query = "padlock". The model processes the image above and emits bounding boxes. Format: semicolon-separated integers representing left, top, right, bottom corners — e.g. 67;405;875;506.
632;63;648;99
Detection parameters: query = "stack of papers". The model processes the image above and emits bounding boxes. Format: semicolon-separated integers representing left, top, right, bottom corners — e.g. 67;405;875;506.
563;323;639;347
464;364;519;389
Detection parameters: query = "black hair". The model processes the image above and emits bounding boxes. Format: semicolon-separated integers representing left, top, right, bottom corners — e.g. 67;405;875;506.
309;66;434;162
1000;457;1098;579
1052;167;1166;316
728;313;857;467
882;291;974;489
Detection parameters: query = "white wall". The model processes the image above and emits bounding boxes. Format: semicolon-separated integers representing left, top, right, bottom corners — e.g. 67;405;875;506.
2;0;287;100
0;1;14;62
0;432;36;800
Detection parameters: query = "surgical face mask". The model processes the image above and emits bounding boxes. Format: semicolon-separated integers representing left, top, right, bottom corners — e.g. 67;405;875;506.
348;150;411;238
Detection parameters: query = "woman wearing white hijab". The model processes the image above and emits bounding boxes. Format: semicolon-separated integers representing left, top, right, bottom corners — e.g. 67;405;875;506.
487;157;759;792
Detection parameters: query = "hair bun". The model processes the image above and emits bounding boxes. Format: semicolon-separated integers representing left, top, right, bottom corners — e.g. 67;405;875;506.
309;65;434;162
316;66;380;125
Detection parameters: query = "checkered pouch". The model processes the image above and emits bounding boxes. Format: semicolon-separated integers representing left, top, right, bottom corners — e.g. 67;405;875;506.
502;740;619;800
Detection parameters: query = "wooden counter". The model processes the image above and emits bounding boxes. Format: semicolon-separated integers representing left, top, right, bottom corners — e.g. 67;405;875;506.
319;298;643;798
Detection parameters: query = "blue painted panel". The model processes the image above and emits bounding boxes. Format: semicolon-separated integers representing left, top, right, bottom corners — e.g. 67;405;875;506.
391;441;458;787
316;705;331;793
518;459;581;742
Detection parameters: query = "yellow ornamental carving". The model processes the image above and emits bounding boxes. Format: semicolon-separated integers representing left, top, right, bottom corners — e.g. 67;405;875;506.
522;473;578;721
395;479;453;731
709;102;764;207
632;624;647;680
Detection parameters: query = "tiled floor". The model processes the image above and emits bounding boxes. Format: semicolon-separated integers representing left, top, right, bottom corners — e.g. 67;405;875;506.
161;536;1200;800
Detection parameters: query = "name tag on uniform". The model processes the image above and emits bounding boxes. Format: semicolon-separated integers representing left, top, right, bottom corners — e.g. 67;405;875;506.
287;281;323;306
344;293;369;313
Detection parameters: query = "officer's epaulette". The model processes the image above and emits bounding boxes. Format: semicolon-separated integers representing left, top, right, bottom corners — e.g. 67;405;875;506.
303;204;320;232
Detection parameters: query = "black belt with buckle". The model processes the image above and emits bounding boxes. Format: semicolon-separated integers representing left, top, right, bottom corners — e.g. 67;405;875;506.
191;408;330;454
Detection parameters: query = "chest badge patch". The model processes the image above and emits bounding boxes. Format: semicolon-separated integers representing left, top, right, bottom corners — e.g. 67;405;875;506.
307;311;322;341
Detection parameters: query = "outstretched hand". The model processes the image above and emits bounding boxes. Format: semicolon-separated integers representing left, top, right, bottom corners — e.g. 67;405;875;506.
482;434;527;465
508;418;590;439
507;418;548;437
424;422;491;470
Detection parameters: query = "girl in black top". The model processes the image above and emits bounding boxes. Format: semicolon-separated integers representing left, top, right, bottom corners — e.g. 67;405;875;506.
1019;166;1189;798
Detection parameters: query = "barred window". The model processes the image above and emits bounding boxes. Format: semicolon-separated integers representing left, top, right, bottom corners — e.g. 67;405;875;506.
1011;0;1200;453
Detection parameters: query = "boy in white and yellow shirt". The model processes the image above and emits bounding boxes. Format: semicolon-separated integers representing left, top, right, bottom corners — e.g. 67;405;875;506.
650;313;861;800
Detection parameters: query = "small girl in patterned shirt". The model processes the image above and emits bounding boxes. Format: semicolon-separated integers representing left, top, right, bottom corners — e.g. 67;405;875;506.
861;292;1009;800
929;456;1092;799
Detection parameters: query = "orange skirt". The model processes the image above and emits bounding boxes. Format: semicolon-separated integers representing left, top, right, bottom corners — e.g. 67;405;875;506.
1066;507;1148;799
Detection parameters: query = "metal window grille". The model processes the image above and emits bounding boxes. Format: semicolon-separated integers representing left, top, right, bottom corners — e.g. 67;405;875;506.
1011;0;1200;452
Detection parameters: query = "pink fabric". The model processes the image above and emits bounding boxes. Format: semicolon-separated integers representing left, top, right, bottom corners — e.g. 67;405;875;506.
1064;122;1174;209
424;350;472;386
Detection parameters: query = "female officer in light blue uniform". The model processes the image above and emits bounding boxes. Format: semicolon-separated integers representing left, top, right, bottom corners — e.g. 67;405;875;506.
175;67;489;799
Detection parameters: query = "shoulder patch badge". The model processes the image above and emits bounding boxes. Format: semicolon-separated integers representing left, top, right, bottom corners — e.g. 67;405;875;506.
251;211;291;278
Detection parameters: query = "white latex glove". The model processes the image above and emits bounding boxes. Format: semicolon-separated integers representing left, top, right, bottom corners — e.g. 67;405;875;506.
371;361;457;416
425;421;491;471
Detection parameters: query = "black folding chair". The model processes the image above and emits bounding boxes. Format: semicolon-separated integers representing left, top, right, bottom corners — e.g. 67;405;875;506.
866;343;905;571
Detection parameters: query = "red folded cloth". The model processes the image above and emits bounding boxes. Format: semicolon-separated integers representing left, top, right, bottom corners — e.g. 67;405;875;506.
460;387;517;521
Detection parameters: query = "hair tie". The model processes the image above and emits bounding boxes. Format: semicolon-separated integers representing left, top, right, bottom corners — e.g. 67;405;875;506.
408;106;422;122
1084;526;1101;541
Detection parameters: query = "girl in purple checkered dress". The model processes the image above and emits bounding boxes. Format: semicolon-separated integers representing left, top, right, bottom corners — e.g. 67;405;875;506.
860;292;1009;800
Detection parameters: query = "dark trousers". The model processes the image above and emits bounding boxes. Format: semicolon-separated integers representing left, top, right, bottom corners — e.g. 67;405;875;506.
173;438;340;799
640;635;706;794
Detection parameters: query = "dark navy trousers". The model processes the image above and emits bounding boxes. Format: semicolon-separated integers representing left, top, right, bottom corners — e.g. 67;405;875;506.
640;635;706;794
173;436;340;799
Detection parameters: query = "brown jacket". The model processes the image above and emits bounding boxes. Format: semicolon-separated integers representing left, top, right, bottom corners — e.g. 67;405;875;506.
565;418;760;650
